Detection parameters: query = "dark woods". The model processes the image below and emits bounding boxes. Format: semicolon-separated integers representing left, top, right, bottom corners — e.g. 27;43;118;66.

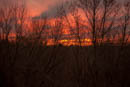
0;0;130;87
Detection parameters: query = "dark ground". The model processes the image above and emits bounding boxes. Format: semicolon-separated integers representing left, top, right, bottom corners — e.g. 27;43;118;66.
0;40;130;87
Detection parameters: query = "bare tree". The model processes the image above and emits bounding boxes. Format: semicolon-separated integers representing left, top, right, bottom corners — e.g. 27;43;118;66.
31;17;47;45
98;0;119;45
44;4;65;74
80;0;101;47
115;1;130;68
119;1;130;47
50;18;64;45
0;9;3;40
0;7;13;41
79;0;119;44
12;1;27;42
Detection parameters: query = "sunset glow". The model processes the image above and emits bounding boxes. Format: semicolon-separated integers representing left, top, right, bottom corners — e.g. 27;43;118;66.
0;0;129;46
46;38;92;46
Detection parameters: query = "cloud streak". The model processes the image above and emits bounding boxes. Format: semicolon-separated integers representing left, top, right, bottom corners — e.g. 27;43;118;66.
27;0;71;16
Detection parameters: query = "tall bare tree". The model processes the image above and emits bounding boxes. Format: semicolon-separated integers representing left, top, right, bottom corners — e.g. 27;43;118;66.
119;1;130;47
31;17;47;45
0;7;14;41
98;0;119;45
12;1;27;42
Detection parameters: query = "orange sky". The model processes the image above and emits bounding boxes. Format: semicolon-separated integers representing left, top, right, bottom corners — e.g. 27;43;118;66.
0;0;127;46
